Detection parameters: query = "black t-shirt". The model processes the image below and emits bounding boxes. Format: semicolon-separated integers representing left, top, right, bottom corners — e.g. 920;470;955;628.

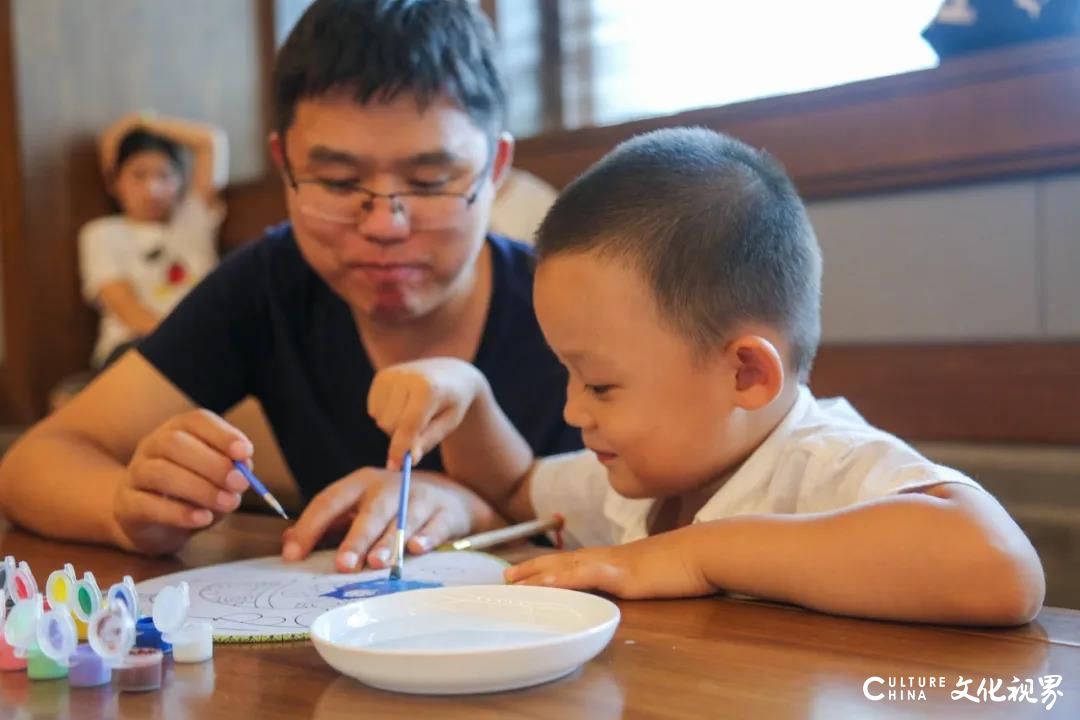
139;223;581;502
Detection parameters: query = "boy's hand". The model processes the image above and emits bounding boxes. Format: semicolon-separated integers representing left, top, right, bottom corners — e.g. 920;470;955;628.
281;468;495;572
504;533;715;600
368;358;486;470
114;409;253;555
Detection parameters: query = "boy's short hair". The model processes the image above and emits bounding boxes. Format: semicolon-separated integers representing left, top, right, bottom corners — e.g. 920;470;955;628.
115;129;184;175
273;0;506;138
536;127;822;379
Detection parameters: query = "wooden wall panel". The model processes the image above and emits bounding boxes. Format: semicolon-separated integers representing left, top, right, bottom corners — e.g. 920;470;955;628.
0;0;34;421
811;343;1080;445
220;175;286;250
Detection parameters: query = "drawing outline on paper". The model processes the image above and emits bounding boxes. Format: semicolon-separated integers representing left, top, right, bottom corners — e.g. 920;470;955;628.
134;550;508;641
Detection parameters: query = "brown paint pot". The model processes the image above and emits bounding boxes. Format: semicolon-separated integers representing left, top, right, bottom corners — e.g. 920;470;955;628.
113;647;163;692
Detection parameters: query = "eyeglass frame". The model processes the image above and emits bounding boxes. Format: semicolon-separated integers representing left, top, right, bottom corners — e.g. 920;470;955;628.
279;137;496;226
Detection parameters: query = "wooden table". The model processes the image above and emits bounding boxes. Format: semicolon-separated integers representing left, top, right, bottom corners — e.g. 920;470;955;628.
2;514;1079;719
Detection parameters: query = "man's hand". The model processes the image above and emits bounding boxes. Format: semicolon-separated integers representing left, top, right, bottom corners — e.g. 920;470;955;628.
114;409;253;555
281;467;497;572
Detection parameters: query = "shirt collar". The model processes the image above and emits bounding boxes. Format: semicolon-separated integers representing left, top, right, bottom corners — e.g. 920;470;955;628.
600;386;815;544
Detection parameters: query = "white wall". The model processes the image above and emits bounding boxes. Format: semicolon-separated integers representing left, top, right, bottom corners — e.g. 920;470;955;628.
809;174;1080;343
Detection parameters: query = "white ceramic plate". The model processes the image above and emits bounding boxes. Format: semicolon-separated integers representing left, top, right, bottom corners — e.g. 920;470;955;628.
310;584;620;695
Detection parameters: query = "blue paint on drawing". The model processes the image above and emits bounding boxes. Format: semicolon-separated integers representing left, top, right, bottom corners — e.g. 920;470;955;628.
321;577;442;600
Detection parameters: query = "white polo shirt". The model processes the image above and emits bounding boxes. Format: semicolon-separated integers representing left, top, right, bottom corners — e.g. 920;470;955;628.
530;386;982;549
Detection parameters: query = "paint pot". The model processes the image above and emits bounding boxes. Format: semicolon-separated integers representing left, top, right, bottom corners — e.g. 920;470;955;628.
67;644;111;688
135;616;172;654
3;594;43;658
169;622;212;663
0;641;25;670
71;572;102;625
0;635;25;671
0;556;14;599
45;564;76;610
36;602;110;687
6;561;38;602
87;598;136;688
153;582;212;663
33;603;75;682
25;646;67;680
45;563;89;640
106;576;139;616
0;589;27;671
89;598;163;691
113;647;163;692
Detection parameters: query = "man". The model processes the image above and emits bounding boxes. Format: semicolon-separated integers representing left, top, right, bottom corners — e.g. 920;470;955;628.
0;0;579;571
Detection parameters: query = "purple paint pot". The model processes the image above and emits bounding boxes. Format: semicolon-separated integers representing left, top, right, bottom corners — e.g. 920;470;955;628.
68;643;111;687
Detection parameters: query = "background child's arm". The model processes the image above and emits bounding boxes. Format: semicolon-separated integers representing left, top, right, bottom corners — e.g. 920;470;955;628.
508;483;1044;626
100;112;229;204
96;279;161;334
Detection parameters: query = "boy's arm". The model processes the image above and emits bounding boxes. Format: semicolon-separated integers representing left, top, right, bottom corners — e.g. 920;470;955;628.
437;377;536;514
696;483;1042;624
508;483;1044;626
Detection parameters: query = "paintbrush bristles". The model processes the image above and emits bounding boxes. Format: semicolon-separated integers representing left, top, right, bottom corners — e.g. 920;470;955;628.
388;528;406;581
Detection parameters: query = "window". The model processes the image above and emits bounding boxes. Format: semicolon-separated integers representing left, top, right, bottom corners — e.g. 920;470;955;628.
497;0;943;137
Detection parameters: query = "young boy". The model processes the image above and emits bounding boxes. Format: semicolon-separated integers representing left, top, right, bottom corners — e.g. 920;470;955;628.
367;127;1045;625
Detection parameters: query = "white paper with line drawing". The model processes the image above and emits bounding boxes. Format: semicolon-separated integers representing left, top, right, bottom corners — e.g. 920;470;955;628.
134;550;508;640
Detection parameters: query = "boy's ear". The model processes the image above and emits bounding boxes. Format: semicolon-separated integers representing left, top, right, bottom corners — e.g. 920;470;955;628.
726;335;785;411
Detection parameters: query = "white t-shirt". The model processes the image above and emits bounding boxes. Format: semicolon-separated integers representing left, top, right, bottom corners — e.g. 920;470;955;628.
79;195;223;366
530;386;982;549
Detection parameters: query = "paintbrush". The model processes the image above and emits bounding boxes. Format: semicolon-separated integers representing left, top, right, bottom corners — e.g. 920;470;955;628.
388;451;412;581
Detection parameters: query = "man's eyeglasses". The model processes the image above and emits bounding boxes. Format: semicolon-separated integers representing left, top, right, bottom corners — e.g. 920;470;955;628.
281;145;493;232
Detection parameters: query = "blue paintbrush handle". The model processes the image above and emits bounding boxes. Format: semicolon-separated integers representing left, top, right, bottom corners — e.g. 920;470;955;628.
396;451;412;531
